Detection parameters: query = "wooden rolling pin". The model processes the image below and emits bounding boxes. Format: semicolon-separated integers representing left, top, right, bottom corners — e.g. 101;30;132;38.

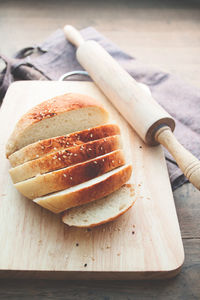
63;25;200;190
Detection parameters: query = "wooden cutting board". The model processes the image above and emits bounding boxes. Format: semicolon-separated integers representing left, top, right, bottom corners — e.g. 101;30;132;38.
0;81;184;280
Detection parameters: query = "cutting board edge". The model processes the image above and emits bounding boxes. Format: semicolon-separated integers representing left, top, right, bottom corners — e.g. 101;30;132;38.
0;264;183;280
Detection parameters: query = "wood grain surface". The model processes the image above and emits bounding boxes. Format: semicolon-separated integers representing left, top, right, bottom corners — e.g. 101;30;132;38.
0;238;199;299
0;0;200;299
0;80;184;279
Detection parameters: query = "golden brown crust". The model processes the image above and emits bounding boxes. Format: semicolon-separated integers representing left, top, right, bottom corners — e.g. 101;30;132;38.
35;165;132;213
6;93;107;157
14;93;103;126
15;150;125;199
9;124;120;167
10;135;121;183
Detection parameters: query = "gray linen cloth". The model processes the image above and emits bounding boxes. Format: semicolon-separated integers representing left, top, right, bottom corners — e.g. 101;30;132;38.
0;27;200;190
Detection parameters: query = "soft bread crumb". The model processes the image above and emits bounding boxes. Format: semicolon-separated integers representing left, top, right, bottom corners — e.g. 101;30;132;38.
62;184;135;227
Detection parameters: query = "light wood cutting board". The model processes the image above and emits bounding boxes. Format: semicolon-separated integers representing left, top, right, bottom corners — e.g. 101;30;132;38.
0;81;184;280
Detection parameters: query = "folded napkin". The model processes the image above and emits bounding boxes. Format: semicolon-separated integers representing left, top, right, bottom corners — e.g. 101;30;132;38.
1;27;200;190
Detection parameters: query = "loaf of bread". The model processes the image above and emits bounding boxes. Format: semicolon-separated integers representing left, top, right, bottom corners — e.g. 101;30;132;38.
8;124;120;167
6;93;109;157
6;92;135;227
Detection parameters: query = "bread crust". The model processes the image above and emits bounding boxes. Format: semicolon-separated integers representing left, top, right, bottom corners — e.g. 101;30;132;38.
82;203;134;228
10;135;121;183
34;165;132;213
62;184;135;228
15;150;125;199
6;93;108;157
8;124;120;167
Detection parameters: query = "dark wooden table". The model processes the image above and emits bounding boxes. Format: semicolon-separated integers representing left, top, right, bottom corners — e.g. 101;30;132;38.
0;0;199;299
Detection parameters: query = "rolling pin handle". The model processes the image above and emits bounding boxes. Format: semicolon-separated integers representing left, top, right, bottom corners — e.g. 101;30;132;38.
155;126;200;190
63;25;84;48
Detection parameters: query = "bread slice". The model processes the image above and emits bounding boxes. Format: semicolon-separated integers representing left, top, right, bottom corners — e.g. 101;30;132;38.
6;93;109;157
34;164;132;213
10;135;122;183
62;184;135;227
8;124;120;167
15;150;125;199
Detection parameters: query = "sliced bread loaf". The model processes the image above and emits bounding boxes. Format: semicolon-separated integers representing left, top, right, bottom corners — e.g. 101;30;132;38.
62;184;135;227
6;93;109;157
34;164;132;213
15;150;125;199
10;135;121;183
8;124;120;167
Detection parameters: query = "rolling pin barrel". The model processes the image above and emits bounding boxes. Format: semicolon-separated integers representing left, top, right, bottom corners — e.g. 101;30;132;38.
77;41;175;145
64;25;200;190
